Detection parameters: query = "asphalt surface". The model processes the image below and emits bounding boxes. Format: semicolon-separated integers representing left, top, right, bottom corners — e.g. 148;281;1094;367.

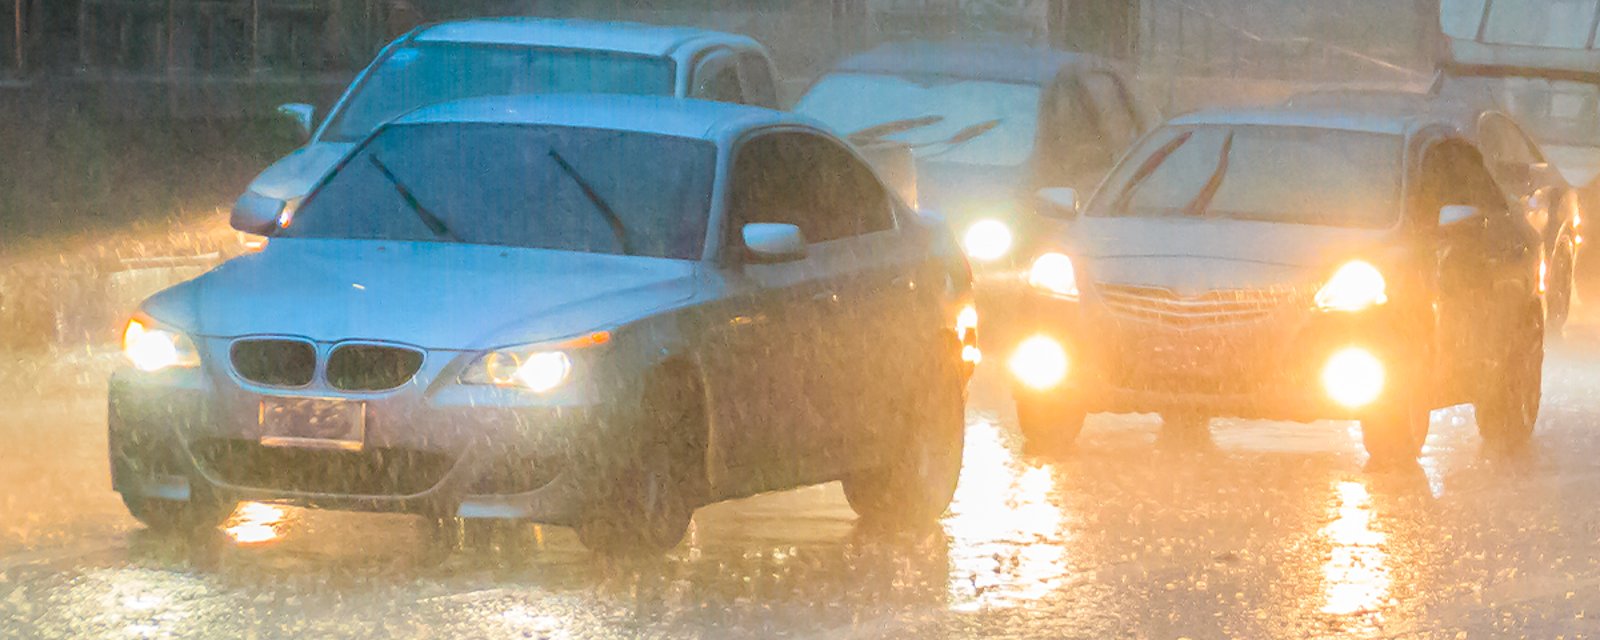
4;337;1600;639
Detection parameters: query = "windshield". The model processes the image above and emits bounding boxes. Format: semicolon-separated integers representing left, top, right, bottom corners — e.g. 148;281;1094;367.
1441;75;1600;147
284;123;715;260
794;72;1041;167
322;43;675;142
1096;125;1403;227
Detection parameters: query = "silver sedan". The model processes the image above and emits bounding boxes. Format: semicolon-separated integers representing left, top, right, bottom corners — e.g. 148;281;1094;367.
109;95;976;554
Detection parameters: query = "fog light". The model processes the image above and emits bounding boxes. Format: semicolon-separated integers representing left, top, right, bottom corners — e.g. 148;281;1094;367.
1009;335;1068;390
1321;347;1385;409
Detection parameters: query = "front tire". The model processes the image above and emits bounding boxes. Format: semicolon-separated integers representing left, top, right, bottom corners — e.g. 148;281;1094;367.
1477;304;1544;450
843;354;965;528
1547;241;1575;335
575;375;703;556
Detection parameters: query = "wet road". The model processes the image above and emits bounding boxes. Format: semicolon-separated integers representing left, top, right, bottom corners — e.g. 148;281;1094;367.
4;342;1600;638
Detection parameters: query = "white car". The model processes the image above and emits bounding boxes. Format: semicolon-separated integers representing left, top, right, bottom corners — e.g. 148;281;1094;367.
110;95;974;553
250;18;781;204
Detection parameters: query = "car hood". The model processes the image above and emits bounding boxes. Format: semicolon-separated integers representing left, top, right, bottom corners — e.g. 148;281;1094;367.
146;239;698;350
245;141;358;201
1542;144;1600;189
1067;216;1393;291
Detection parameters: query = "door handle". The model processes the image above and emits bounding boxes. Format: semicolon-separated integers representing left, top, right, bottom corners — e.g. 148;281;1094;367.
813;291;840;303
891;276;915;291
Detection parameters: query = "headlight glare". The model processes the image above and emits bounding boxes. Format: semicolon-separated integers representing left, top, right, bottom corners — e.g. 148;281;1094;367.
1315;260;1387;312
467;349;572;392
963;219;1013;262
1028;252;1080;299
123;319;200;372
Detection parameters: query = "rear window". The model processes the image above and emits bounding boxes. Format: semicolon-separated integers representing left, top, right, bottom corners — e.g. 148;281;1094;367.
1094;125;1404;228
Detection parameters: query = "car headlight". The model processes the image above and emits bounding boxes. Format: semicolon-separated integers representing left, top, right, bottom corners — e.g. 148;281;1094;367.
963;219;1013;262
1028;252;1080;299
460;331;609;392
1315;260;1387;312
123;318;200;372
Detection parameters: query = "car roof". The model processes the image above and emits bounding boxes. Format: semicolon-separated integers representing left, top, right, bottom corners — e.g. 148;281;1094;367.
412;17;757;57
831;40;1092;85
392;94;804;141
1166;107;1447;136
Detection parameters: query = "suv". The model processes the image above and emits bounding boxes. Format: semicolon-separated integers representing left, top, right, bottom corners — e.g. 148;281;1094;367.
1005;107;1545;463
247;17;780;204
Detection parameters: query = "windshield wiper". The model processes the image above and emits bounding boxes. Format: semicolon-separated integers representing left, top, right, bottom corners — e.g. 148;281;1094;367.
848;115;945;146
546;148;635;255
366;154;460;241
918;119;1004;158
1182;132;1235;217
1111;131;1196;214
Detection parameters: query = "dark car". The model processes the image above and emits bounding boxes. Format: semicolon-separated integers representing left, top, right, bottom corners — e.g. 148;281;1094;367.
1003;107;1545;463
794;40;1159;273
1287;89;1581;330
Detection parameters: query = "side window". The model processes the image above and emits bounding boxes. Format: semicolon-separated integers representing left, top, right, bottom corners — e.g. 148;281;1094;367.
736;53;778;108
691;53;743;104
1081;72;1138;152
1416;141;1510;227
730;132;892;244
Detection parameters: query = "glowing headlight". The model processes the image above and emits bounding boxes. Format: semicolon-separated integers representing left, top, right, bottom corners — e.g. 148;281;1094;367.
123;319;200;372
963;219;1013;262
1321;347;1385;409
1315;260;1387;312
1028;252;1080;299
1009;335;1069;390
461;331;608;392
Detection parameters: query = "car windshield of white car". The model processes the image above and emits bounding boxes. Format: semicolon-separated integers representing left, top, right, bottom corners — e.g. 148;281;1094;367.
1098;125;1403;228
282;123;714;260
795;72;1040;167
323;43;675;142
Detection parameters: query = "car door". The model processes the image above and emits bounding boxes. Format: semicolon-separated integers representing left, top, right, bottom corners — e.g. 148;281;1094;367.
1417;139;1536;388
1036;72;1113;191
780;134;946;470
701;129;861;489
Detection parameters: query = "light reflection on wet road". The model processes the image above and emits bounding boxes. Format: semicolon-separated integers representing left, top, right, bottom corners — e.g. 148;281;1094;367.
6;340;1600;637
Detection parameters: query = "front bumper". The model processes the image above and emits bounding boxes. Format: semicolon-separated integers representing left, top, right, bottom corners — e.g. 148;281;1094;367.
108;360;623;525
1004;291;1424;422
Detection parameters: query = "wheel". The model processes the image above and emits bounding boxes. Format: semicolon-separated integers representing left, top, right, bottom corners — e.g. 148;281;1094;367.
575;375;702;555
1360;400;1430;466
1015;393;1087;454
1158;413;1211;448
843;354;966;528
120;491;234;534
1547;241;1575;335
1477;304;1544;450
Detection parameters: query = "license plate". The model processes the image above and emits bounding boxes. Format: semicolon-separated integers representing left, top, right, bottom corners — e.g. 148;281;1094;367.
258;397;365;451
1136;336;1216;375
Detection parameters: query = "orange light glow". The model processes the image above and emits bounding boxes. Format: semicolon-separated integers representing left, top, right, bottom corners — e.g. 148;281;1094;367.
223;502;288;545
553;331;611;349
1320;481;1391;616
945;418;1069;610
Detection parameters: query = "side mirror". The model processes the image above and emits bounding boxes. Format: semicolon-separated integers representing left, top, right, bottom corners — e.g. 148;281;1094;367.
1439;204;1482;228
1035;187;1080;220
232;192;288;235
277;103;315;140
742;223;807;263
